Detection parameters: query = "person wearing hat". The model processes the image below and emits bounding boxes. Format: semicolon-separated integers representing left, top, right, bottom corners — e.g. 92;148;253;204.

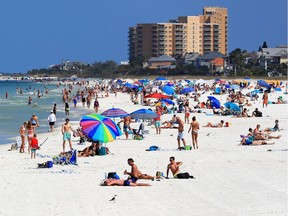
47;110;57;132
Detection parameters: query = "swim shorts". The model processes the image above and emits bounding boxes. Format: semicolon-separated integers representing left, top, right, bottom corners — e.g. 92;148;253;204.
123;180;130;186
155;121;161;128
177;131;184;140
245;139;253;145
63;132;71;141
31;148;37;153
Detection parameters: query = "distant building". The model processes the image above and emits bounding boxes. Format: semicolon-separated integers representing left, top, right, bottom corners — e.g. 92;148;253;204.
258;46;288;70
128;7;228;61
144;55;176;69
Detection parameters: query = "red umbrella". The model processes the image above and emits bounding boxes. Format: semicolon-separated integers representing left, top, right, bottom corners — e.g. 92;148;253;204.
144;92;170;99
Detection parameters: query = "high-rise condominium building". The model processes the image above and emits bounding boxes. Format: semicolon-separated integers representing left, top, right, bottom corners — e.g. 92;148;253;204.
128;7;228;61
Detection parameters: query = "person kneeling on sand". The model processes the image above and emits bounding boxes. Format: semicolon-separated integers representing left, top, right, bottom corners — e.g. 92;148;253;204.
124;158;156;180
102;179;150;186
166;156;194;179
203;120;224;128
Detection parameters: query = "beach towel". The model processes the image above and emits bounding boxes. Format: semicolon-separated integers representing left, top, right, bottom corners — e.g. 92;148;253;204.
146;145;159;151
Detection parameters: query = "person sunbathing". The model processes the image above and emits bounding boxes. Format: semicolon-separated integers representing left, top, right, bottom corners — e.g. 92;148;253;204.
203;120;224;127
161;121;173;129
102;179;150;186
252;124;281;140
240;137;275;145
78;142;99;157
124;158;156;180
263;119;280;132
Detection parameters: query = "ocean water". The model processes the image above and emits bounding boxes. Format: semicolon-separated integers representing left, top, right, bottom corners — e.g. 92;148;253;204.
0;80;88;145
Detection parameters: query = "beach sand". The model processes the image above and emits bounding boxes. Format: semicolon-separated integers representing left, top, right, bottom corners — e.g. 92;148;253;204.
0;82;287;216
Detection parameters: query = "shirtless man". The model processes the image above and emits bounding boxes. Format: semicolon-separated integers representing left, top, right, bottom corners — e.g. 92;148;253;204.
61;118;75;152
124;158;155;180
188;116;199;149
166;156;194;179
123;116;131;139
176;117;186;150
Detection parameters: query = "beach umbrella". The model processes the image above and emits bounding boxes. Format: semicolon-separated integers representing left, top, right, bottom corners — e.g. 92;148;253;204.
129;109;158;119
154;77;167;81
195;79;207;85
257;80;271;89
80;114;122;143
162;85;175;95
101;108;128;118
144;92;170;99
224;102;240;111
155;98;175;106
207;96;221;109
230;84;240;90
180;87;195;94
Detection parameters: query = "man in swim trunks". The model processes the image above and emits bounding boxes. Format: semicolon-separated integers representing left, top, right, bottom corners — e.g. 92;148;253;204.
124;158;155;180
61;118;75;153
122;116;131;139
166;156;194;179
176;117;186;150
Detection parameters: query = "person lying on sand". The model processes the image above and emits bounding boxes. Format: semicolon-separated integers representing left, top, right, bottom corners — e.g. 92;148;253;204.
240;137;275;145
102;179;150;186
263;119;280;132
203;120;224;127
253;124;281;140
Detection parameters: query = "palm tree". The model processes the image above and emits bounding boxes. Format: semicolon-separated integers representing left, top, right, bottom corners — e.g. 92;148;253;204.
229;48;245;76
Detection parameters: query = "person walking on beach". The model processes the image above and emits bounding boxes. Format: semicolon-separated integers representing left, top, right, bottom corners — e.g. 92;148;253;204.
184;104;190;124
30;134;38;159
94;98;99;113
176;117;186;150
65;101;70;115
188;116;199;149
19;122;28;153
262;91;268;108
47;110;56;132
61;118;75;152
53;103;57;115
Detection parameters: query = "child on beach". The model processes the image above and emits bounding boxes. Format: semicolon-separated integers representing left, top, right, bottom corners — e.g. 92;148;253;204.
30;134;38;159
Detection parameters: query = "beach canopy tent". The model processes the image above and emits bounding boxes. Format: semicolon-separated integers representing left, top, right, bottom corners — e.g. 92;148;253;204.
129;109;158;119
257;80;271;89
144;92;170;99
180;87;195;94
207;96;221;109
162;85;175;95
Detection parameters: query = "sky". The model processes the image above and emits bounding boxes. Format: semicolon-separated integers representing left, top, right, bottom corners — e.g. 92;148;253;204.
0;0;287;73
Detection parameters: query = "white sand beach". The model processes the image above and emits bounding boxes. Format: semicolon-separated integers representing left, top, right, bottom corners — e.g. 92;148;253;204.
0;80;287;216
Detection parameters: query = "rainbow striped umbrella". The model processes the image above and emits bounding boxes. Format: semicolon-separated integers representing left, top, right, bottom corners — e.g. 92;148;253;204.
80;113;122;143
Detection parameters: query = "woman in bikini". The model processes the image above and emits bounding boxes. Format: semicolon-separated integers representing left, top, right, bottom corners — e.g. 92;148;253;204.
26;121;36;153
19;122;28;153
188;116;200;149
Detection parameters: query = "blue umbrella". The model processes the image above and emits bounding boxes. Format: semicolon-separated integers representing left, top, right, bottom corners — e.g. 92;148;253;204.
230;84;240;90
129;109;158;119
158;98;175;105
180;87;195;94
154;77;167;81
207;96;221;109
258;80;271;89
163;85;175;95
224;102;240;111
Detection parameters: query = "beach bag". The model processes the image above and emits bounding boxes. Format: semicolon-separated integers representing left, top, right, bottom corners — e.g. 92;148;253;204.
185;145;192;150
176;172;190;179
149;145;159;151
107;172;119;179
